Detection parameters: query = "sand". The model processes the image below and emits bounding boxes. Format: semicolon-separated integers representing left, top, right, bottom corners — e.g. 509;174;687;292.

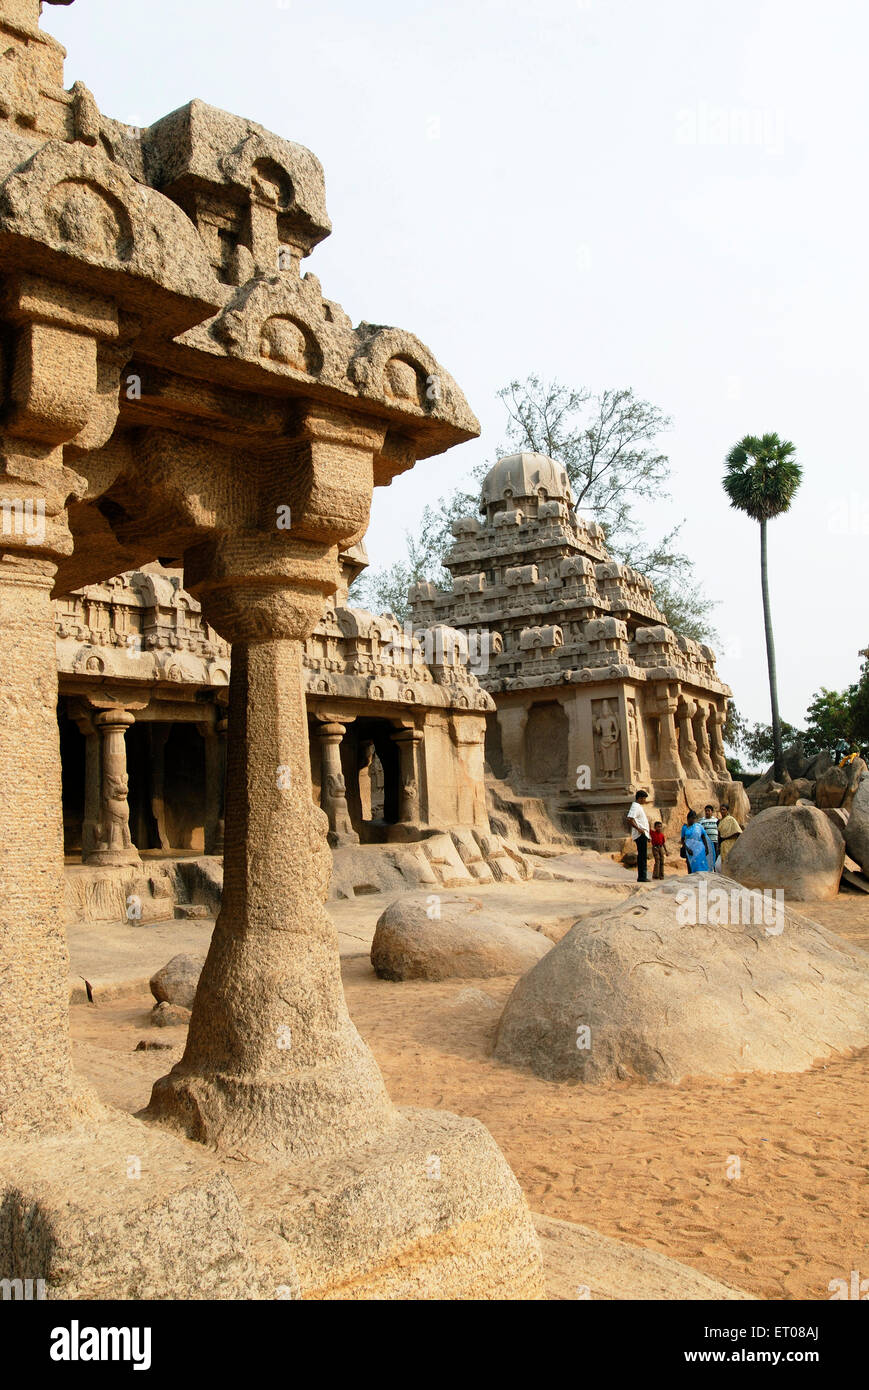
66;864;869;1302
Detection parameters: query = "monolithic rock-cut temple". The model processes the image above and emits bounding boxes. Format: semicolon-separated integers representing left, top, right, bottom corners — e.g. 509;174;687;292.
0;0;543;1298
56;549;492;864
410;452;735;847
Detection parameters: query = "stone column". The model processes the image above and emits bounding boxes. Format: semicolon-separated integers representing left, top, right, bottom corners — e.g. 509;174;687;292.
147;547;395;1161
389;725;424;838
708;705;729;776
676;696;703;779
655;689;685;780
202;717;226;855
0;554;91;1131
82;725;102;858
317;718;359;846
86;709;140;866
693;703;714;775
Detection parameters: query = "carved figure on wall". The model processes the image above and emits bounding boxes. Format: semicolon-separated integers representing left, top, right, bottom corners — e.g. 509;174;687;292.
594;699;622;781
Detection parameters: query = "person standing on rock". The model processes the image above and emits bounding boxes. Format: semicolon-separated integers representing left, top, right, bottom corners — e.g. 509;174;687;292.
627;789;651;883
680;810;712;873
716;803;743;867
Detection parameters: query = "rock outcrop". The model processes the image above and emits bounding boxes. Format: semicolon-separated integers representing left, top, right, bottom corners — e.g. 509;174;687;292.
371;891;552;981
726;803;845;900
493;876;869;1083
845;776;869;876
150;953;206;1010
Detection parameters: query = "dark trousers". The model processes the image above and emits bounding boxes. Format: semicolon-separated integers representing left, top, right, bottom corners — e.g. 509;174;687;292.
636;833;649;881
652;845;665;879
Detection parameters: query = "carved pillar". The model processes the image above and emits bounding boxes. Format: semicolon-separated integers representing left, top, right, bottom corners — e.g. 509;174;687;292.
676;696;703;779
202;716;227;855
388;725;424;838
317;718;359;846
210;709;228;854
86;709;140;865
0;552;95;1131
82;723;102;858
709;705;729;776
655;689;685;780
147;528;396;1161
693;703;714;775
149;721;171;851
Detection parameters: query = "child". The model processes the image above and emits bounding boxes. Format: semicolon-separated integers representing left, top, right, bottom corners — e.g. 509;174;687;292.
650;821;666;879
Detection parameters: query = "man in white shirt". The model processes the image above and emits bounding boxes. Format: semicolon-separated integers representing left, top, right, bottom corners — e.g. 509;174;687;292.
627;789;651;883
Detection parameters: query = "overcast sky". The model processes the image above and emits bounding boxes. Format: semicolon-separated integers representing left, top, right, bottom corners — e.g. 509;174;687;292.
47;0;869;730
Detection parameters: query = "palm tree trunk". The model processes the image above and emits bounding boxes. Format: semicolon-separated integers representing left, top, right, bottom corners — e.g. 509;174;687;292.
760;518;784;779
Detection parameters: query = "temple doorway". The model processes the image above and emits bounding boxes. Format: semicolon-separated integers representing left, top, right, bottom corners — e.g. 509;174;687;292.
524;701;569;784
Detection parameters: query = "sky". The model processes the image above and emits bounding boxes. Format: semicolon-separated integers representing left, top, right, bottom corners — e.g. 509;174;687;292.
45;0;869;729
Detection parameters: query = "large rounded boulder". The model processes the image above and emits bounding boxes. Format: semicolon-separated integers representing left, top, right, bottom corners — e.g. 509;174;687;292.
371;892;551;981
150;952;205;1009
726;803;844;900
493;876;869;1084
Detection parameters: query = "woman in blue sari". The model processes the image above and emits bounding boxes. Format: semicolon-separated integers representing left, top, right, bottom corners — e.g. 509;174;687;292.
681;810;712;873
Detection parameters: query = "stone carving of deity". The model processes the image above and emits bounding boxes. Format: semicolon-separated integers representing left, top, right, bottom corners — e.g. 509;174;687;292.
594;700;622;781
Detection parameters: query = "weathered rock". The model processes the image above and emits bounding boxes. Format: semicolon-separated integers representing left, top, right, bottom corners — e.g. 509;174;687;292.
747;775;784;813
371;891;552;981
778;778;815;806
823;807;849;838
815;765;849;808
151;1001;192;1028
727;804;844;901
149;954;205;1010
842;758;868;812
845;775;869;876
493;876;869;1083
804;751;833;782
719;780;751;826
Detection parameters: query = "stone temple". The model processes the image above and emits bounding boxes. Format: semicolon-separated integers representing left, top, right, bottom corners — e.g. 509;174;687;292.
410;452;737;848
0;0;543;1299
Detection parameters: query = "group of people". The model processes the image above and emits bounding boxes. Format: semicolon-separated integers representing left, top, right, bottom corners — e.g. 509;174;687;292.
627;791;744;883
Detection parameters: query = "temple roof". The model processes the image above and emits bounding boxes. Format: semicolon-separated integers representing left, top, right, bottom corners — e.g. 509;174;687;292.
480;452;573;510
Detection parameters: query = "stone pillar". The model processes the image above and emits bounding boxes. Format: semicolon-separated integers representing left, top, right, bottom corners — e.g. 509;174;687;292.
147;556;395;1161
708;705;729;776
655;689;685;780
317;718;359;846
148;721;171;851
82;725;102;858
389;725;424;838
85;709;140;866
202;717;227;855
693;703;714;775
676;696;703;779
498;704;529;782
0;555;89;1131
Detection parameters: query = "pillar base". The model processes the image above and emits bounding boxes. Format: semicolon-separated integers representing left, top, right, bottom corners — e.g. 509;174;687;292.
327;828;360;848
0;1106;544;1300
84;848;142;868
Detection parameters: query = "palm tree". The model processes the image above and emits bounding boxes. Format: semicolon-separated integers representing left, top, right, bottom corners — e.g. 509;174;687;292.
723;433;802;781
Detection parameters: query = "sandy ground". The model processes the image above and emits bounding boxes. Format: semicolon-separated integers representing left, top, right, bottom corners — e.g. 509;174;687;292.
67;860;869;1302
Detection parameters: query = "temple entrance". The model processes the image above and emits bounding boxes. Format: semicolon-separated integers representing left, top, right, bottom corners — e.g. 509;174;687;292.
343;717;401;842
524;701;569;784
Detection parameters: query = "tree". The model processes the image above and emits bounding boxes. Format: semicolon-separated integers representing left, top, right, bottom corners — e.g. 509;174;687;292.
722;433;802;780
802;687;857;756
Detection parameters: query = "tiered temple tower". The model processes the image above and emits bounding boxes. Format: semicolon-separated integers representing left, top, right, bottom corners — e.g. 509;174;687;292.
410;452;735;847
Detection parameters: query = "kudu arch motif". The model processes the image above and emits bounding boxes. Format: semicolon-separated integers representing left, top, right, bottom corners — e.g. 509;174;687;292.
0;0;543;1299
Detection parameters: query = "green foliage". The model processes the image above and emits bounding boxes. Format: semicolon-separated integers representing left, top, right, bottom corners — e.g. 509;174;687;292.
722;433;803;522
802;687;858;756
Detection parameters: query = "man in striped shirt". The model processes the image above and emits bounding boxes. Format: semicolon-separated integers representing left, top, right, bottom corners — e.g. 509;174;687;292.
701;805;719;865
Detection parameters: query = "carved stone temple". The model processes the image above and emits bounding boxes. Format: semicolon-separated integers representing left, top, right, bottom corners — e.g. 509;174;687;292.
56;549;492;863
410;452;736;847
0;0;542;1298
